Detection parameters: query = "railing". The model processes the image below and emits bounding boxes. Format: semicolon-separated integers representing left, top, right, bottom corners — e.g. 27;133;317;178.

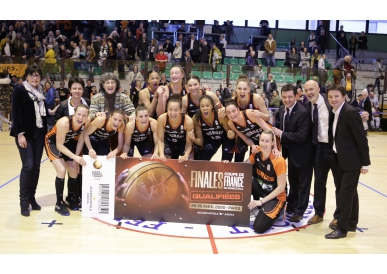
330;33;360;69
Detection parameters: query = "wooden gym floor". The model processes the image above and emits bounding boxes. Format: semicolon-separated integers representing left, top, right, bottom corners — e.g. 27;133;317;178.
1;126;387;255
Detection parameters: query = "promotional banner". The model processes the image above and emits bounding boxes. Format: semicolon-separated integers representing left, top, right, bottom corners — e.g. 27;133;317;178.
83;156;253;227
0;64;28;77
82;156;116;219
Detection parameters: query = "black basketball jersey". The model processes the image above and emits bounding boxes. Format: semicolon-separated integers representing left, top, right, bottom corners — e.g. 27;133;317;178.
237;93;255;110
132;121;152;143
168;84;187;97
233;110;262;143
89;116;117;142
187;89;206;118
165;114;186;144
46;115;85;144
199;111;224;141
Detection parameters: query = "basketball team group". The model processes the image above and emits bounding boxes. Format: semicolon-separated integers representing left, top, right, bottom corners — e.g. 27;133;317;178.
11;64;370;239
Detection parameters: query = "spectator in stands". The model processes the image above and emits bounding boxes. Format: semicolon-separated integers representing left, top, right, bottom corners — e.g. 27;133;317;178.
299;47;310;78
173;41;182;64
264;34;276;67
340;72;356;101
44;81;56;130
369;91;379;109
212;20;222;34
307;31;316;54
155;49;168;73
59;44;68;60
315;20;325;37
246;50;258;66
148;38;158;61
310;48;321;76
70;42;80;60
137;33;149;61
348;33;357;59
317;29;327;54
209;43;222;70
52;38;59;58
357;31;367;63
365;84;374;94
159;73;170;86
336;25;345;59
295;79;303;91
370;102;382;131
199;41;210;64
57;81;70;102
249;77;258;94
163;37;174;63
338;32;348;59
245;45;257;60
296;87;309;106
186;34;200;63
352;93;363;108
136;23;144;41
261;93;269;108
21;42;33;65
218;34;227;64
288;47;299;68
318;54;328;87
254;63;265;87
333;55;353;85
288;38;296;51
12;33;24;56
298;41;306;53
177;23;186;33
263;73;277;101
361;89;372;129
221;80;232;102
1;36;15;63
373;58;384;94
128;65;144;89
269;90;281;108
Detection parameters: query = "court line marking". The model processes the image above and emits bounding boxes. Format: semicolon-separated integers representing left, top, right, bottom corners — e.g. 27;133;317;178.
359;181;387;198
206;224;218;254
0;158;48;189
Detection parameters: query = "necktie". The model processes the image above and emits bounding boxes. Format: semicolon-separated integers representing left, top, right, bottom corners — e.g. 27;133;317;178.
312;103;319;145
284;108;290;132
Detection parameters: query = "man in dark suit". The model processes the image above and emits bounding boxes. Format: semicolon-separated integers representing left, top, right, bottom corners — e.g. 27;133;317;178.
272;84;313;222
262;73;277;102
185;34;199;63
361;89;372;129
304;80;340;225
325;85;370;239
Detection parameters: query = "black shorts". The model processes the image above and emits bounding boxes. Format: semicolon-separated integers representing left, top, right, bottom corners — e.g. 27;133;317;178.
164;140;186;159
84;138;110;156
129;137;154;157
45;139;77;162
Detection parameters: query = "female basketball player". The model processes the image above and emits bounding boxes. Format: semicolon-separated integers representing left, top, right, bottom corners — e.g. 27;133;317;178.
83;109;126;159
225;99;278;160
156;65;187;117
181;75;222;118
120;105;159;159
138;70;161;119
248;130;286;233
44;104;90;216
157;94;194;163
188;95;234;161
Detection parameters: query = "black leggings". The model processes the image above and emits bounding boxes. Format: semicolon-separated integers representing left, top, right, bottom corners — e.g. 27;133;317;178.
194;137;234;161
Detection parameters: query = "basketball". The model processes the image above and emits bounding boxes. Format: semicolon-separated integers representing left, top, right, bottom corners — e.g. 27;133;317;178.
117;162;182;216
93;160;102;169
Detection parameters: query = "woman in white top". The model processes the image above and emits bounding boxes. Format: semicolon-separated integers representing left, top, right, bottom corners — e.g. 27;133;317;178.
173;41;182;64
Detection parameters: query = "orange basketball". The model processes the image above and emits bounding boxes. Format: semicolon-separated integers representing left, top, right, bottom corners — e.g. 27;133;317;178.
118;162;182;215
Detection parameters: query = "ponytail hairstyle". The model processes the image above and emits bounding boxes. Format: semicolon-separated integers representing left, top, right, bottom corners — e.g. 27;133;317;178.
194;95;215;122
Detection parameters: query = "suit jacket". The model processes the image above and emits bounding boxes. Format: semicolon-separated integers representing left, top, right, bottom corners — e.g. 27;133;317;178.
361;96;372;122
185;39;199;55
278;102;313;167
305;93;333;142
262;79;277;94
10;84;47;139
328;102;370;171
